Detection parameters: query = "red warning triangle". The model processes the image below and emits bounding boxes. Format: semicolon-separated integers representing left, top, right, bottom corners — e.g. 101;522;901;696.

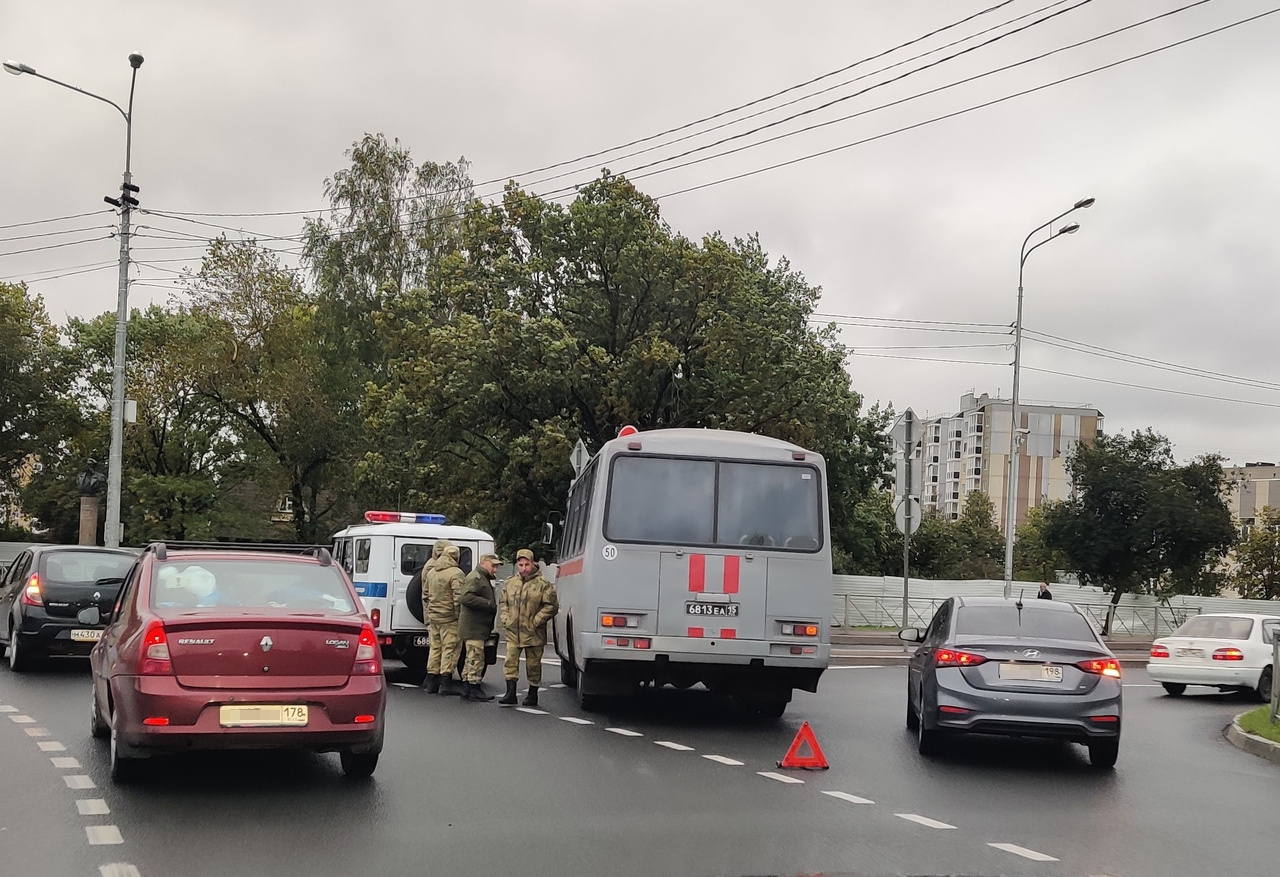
777;721;829;770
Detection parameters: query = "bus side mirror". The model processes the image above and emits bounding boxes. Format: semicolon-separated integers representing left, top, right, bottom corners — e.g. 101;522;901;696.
541;522;555;545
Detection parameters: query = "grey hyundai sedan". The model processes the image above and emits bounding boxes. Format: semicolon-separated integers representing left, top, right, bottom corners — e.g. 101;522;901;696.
901;596;1122;768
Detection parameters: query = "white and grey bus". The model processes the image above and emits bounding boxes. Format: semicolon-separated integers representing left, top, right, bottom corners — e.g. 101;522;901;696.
547;427;831;715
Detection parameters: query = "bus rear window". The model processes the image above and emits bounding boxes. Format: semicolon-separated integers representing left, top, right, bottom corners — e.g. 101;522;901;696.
603;456;822;551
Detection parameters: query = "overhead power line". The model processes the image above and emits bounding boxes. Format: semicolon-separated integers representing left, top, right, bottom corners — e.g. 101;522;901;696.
0;209;113;231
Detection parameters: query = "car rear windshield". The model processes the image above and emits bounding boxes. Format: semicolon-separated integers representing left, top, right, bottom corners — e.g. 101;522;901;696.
43;551;135;584
151;559;356;613
955;606;1097;641
1172;616;1254;640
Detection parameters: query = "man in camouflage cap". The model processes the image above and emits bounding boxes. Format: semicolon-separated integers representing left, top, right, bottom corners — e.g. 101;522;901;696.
425;544;466;696
498;548;559;706
457;553;501;702
418;539;452;693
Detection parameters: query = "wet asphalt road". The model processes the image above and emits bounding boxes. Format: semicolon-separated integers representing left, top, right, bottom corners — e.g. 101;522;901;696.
0;655;1276;877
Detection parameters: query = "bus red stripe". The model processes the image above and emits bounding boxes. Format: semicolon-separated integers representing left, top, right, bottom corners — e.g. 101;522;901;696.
687;627;705;638
723;555;740;594
557;557;584;577
688;554;706;592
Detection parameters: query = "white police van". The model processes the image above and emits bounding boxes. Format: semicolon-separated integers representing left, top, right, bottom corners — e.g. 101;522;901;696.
331;511;495;682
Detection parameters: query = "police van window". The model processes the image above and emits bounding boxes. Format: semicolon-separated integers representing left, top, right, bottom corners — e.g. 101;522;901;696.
605;456;715;545
354;538;371;575
401;544;432;575
717;462;822;551
333;538;353;575
457;548;473;575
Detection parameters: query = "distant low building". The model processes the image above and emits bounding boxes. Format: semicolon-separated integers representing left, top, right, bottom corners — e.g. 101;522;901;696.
1223;462;1280;533
918;392;1104;530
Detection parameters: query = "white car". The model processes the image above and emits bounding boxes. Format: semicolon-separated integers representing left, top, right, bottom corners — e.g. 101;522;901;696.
1148;613;1279;700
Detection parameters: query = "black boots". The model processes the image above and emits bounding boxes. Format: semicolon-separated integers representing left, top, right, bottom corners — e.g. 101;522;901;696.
422;673;441;694
522;686;539;707
438;676;462;696
498;679;519;705
462;682;495;702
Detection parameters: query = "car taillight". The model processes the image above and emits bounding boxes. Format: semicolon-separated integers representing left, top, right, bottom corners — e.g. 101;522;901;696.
1077;658;1122;678
353;623;381;675
1212;648;1245;661
1150;644;1170;659
21;574;42;606
370;608;381;629
601;614;638;628
935;649;986;667
140;620;172;675
781;623;820;637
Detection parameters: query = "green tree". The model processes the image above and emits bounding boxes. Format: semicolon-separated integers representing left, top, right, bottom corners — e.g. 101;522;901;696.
1230;506;1280;600
1042;429;1238;630
362;173;891;554
907;509;966;579
952;490;1003;579
1012;504;1069;584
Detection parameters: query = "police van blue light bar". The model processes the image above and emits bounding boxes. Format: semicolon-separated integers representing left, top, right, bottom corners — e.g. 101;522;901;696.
364;511;447;525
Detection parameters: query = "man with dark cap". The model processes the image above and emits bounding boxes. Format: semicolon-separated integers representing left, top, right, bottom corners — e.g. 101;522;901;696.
458;553;500;702
498;548;559;706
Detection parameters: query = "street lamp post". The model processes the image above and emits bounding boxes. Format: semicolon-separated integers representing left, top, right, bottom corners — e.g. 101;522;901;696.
5;54;144;548
1002;197;1095;599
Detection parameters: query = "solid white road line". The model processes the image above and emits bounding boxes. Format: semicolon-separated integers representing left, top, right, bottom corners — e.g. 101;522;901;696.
38;741;67;752
515;707;549;715
757;771;805;784
9;715;36;723
895;813;957;829
605;727;643;737
822;790;875;805
24;727;50;737
85;825;124;845
99;865;142;877
702;755;744;765
559;717;594;725
51;757;81;769
391;682;418;688
654;741;695;751
77;799;111;816
64;775;97;790
988;842;1059;862
550;683;568;689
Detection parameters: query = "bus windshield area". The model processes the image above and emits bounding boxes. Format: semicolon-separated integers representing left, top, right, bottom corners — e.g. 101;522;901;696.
604;456;822;550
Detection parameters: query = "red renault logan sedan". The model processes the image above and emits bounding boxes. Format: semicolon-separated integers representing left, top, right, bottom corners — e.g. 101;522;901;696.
90;542;385;782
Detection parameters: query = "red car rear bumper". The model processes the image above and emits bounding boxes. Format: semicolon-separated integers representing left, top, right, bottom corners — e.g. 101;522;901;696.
111;674;385;753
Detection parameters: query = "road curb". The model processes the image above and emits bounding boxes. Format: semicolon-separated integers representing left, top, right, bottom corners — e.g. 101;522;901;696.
1224;713;1280;765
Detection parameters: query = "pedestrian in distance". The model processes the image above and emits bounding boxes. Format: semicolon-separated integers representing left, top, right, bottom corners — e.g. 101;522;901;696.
1038;582;1053;600
458;553;501;702
498;548;559;707
426;544;466;696
419;539;452;693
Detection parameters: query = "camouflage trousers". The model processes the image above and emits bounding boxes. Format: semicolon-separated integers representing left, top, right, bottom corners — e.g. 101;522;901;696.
504;642;545;687
461;639;488;684
427;621;460;676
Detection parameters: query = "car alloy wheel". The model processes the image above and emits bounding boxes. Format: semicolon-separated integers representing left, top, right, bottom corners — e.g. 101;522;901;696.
8;626;27;673
1258;666;1274;703
109;709;141;782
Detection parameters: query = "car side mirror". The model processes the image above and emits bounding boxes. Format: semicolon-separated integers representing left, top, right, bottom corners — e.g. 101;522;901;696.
540;522;555;545
898;627;925;643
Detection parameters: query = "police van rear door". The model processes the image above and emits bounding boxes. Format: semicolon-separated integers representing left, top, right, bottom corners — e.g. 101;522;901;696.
391;538;432;634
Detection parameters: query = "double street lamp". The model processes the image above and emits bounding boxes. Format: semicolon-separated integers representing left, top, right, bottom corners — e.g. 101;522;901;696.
5;54;144;548
1002;196;1095;599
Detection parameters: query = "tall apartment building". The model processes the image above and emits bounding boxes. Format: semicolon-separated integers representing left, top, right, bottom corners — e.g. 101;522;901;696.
1223;462;1280;531
919;392;1104;531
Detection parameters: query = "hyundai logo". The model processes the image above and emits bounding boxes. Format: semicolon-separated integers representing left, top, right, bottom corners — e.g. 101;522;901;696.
1023;648;1041;658
260;636;274;653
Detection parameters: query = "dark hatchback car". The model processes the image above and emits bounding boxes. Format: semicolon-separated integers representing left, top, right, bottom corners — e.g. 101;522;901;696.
90;542;386;781
0;546;138;671
901;596;1122;768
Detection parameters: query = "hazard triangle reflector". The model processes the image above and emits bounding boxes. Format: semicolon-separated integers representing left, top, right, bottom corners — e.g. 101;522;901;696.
777;720;829;770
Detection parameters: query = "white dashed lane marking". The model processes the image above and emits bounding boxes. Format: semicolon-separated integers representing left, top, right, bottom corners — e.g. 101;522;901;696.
38;741;67;752
9;715;36;723
515;707;549;715
559;716;594;725
100;865;142;877
605;727;643;737
24;727;50;737
51;756;82;769
0;704;17;712
757;771;805;784
702;755;744;765
822;790;875;805
77;799;111;816
550;683;568;689
988;843;1059;862
64;775;97;790
654;741;695;751
86;825;124;845
895;813;957;829
391;682;417;689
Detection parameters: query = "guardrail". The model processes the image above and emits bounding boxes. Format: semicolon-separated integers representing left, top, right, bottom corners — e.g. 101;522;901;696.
833;593;1199;637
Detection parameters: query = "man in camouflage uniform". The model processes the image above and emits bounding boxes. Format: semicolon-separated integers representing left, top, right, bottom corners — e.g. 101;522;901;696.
426;544;466;696
498;548;559;707
457;553;500;702
418;539;451;693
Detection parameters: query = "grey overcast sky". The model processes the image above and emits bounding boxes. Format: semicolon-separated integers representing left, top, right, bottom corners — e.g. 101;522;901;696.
4;1;1279;464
